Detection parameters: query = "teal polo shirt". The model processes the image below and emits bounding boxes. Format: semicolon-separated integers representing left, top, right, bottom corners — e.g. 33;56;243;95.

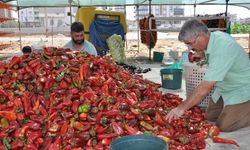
64;40;98;56
204;31;250;106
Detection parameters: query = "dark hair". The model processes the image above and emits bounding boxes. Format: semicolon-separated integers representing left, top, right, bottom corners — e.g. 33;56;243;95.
22;46;32;54
71;21;84;32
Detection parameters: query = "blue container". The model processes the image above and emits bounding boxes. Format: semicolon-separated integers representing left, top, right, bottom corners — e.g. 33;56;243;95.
110;135;168;150
153;51;164;62
160;68;182;89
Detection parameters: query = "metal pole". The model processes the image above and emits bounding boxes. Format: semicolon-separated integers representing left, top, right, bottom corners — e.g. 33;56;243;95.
194;4;196;16
45;7;48;37
194;0;197;16
69;0;72;24
17;5;22;51
225;0;229;33
225;0;229;17
248;32;250;58
137;5;140;53
148;0;152;60
52;17;54;45
124;5;128;52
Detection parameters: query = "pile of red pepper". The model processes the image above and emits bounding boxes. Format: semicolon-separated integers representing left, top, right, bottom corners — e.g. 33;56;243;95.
0;47;239;150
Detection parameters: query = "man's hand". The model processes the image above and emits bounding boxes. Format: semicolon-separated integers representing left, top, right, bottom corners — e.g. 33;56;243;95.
165;106;185;122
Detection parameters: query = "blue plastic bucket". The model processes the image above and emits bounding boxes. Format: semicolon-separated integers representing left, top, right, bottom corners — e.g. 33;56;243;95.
110;135;168;150
160;68;182;89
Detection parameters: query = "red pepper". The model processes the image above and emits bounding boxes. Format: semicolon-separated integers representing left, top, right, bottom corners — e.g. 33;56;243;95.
38;105;48;116
60;121;69;136
103;109;119;117
29;115;46;124
0;89;7;96
96;112;103;124
68;88;79;94
48;112;58;121
79;65;84;81
32;99;40;112
10;140;23;149
25;130;43;144
48;122;60;133
208;125;220;138
139;100;156;109
44;47;54;56
0;111;16;121
15;125;29;139
25;65;34;74
9;56;21;68
126;92;138;106
2;79;15;88
22;94;33;116
44;78;53;89
97;133;118;140
24;144;38;150
48;136;62;150
79;112;87;121
102;138;112;145
81;91;97;100
28;58;40;68
111;122;124;135
60;79;68;89
68;66;79;72
155;112;166;126
72;100;80;113
70;119;91;131
16;113;25;121
212;136;240;147
101;84;109;96
95;126;108;134
34;137;44;145
124;124;138;135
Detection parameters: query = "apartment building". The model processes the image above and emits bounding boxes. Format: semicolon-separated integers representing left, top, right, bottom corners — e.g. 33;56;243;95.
19;7;77;27
135;5;184;28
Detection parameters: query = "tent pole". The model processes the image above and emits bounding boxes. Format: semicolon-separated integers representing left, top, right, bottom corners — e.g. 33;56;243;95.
225;0;229;32
17;5;22;51
194;4;196;16
51;17;54;46
225;0;229;17
69;0;72;24
124;5;128;52
148;0;152;60
137;4;140;53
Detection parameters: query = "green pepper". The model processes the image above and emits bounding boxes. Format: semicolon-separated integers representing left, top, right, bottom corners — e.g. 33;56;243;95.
55;71;65;82
140;121;154;130
0;118;9;128
3;137;10;150
78;103;91;113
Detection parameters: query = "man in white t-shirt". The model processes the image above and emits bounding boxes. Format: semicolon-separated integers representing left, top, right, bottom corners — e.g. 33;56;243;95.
64;21;97;56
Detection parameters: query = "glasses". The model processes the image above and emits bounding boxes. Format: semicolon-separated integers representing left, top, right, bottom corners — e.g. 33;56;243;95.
185;36;199;49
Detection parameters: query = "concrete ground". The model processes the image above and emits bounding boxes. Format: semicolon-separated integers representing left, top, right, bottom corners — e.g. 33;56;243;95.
139;63;250;150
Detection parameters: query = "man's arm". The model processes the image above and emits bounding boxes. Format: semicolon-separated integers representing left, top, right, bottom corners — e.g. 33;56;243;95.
166;80;215;121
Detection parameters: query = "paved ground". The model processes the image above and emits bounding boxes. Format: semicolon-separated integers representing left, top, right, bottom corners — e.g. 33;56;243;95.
139;63;250;150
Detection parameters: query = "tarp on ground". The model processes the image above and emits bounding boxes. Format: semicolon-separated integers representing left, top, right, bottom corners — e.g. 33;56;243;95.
0;0;250;10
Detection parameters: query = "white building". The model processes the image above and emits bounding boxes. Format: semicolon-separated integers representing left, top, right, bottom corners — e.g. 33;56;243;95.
135;5;185;28
19;7;77;28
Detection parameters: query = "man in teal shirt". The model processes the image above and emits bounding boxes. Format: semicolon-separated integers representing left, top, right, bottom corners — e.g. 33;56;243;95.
64;21;97;56
166;19;250;132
